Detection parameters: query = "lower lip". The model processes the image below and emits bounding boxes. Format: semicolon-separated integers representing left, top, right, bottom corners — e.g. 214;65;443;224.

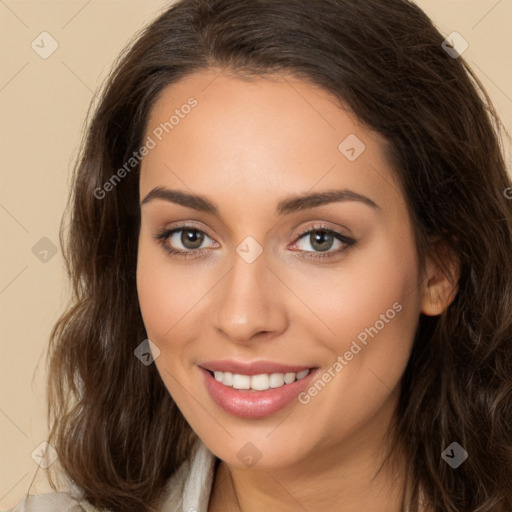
199;367;319;419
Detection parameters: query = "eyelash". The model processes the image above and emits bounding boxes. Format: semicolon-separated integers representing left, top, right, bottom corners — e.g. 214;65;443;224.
153;223;356;261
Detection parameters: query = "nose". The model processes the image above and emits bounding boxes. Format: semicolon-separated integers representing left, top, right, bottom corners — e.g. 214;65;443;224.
213;250;289;345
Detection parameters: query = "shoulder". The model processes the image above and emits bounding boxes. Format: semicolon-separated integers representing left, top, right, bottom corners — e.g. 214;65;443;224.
5;491;101;512
5;439;216;512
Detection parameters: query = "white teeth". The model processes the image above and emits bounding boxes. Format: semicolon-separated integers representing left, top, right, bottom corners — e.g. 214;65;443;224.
232;374;251;389
284;372;296;384
211;369;311;390
269;373;285;388
223;372;233;386
250;374;270;390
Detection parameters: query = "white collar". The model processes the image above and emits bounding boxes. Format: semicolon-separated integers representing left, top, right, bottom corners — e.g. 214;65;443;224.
158;437;218;512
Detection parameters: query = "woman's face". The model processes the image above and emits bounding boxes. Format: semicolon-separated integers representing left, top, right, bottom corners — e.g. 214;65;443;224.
137;69;425;469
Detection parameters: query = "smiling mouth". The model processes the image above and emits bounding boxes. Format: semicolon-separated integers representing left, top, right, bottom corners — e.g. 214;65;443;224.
200;365;320;418
205;368;313;391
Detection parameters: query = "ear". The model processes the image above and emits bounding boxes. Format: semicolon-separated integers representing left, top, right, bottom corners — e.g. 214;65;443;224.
420;241;460;316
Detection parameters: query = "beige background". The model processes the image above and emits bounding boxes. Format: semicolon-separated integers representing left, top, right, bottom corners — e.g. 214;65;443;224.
1;0;511;509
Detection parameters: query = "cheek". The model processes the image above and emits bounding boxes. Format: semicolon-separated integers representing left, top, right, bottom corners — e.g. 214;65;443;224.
326;237;419;389
290;237;420;440
136;239;195;398
136;236;183;342
136;245;165;338
295;230;420;338
136;235;213;356
297;231;420;383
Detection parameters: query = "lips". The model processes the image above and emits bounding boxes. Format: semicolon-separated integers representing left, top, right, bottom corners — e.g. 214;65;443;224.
198;360;319;418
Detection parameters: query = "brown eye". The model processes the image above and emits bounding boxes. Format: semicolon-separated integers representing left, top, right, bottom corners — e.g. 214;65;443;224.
292;225;356;261
308;230;335;252
153;226;215;258
179;229;205;249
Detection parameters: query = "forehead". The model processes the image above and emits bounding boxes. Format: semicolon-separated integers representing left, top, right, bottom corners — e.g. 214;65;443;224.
140;69;403;214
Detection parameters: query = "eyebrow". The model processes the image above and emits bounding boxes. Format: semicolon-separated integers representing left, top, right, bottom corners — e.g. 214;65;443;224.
140;186;380;215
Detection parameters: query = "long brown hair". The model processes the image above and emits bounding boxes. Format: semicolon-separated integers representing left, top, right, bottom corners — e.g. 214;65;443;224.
39;0;512;510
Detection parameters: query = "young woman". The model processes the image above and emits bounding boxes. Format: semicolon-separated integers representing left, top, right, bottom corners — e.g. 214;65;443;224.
9;0;512;511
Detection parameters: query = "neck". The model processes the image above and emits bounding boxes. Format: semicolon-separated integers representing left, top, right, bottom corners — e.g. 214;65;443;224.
208;387;410;512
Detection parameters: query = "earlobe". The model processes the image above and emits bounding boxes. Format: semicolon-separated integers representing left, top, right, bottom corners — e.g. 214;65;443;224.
421;284;459;316
420;244;460;316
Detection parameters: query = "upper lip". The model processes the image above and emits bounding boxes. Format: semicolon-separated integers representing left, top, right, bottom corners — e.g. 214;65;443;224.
199;359;315;376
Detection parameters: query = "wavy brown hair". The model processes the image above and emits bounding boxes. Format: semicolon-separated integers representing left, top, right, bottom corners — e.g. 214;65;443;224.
35;0;512;510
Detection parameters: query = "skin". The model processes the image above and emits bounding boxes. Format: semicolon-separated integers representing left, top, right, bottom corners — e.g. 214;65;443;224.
136;68;458;512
